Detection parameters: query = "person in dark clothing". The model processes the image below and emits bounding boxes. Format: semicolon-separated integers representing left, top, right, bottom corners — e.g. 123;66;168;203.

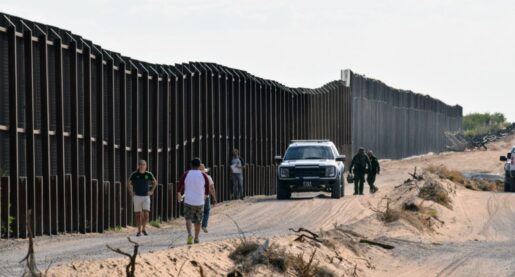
367;151;380;194
128;160;157;236
349;147;371;195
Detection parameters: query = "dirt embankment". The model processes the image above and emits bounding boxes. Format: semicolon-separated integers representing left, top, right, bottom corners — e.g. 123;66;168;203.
2;135;515;277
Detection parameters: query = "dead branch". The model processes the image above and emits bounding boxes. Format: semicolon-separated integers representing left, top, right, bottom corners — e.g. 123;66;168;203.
359;239;394;250
227;270;244;277
352;264;359;277
294;234;324;244
294;250;318;276
289;228;320;238
190;260;205;277
177;260;188;277
290;228;324;243
20;209;45;277
408;167;424;181
106;237;139;277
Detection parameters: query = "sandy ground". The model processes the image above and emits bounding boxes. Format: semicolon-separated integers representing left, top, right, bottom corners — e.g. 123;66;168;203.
1;136;515;277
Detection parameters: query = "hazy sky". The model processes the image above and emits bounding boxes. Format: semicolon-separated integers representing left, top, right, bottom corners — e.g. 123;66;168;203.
3;0;514;121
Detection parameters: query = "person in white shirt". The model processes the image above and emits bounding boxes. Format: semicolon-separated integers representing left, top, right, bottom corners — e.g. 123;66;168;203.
230;149;245;200
177;158;210;244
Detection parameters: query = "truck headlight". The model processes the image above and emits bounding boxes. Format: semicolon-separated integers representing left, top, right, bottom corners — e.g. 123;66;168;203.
326;167;336;177
280;168;290;178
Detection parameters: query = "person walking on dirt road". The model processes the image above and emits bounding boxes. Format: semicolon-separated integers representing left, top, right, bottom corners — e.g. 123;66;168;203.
128;160;157;236
349;147;371;195
177;158;211;244
199;163;217;233
230;148;245;200
367;150;380;194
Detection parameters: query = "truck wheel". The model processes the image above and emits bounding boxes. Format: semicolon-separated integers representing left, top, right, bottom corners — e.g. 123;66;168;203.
277;181;291;200
505;172;511;192
340;175;345;197
331;177;342;199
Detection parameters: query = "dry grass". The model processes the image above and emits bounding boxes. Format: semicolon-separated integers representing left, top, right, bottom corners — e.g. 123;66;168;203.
401;204;440;231
229;241;294;274
290;251;336;277
426;165;465;184
229;240;337;276
229;242;260;264
465;179;502;192
426;164;502;192
418;178;452;209
266;244;289;272
373;200;440;232
372;198;400;223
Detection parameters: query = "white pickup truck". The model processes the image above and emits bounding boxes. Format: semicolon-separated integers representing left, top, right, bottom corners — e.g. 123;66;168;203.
500;146;515;191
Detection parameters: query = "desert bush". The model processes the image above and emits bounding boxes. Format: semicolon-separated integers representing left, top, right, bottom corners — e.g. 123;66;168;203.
463;112;510;137
373;198;400;223
465;179;501;192
290;251;336;277
402;203;419;212
149;217;161;228
425;165;465;185
401;205;440;231
266;244;289;272
418;179;452;209
229;241;260;263
229;241;295;274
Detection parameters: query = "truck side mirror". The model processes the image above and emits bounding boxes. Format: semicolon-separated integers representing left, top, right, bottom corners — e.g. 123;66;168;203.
274;156;283;164
336;155;346;162
508;153;512;159
501;156;508;162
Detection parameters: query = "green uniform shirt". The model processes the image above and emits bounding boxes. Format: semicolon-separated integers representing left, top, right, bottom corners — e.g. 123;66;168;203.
130;171;155;196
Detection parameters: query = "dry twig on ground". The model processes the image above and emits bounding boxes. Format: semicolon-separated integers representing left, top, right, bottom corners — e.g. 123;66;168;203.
289;228;324;243
106;237;139;277
359;239;394;250
190;260;205;277
409;167;424;181
20;209;51;277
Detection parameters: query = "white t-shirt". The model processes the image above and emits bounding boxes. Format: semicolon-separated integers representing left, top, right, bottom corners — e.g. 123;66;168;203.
231;158;243;174
181;170;209;206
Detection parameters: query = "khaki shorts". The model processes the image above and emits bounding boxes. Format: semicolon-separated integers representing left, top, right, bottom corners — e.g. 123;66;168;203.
133;196;151;212
184;203;204;224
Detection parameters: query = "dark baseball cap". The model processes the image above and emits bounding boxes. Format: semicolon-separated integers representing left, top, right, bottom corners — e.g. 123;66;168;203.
190;158;202;167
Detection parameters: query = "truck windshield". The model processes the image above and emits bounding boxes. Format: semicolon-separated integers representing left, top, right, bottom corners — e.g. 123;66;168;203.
283;146;334;160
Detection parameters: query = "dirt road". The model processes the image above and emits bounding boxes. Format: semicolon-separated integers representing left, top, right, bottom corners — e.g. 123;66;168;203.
1;136;515;276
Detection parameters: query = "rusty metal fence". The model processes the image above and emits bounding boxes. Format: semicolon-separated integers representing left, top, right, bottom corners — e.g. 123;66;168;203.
0;13;354;238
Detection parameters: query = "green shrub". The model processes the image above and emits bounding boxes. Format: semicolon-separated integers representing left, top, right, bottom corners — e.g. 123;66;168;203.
463;112;510;137
149;217;161;228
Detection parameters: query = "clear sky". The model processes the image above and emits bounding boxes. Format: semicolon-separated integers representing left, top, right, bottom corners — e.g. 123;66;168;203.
3;0;514;121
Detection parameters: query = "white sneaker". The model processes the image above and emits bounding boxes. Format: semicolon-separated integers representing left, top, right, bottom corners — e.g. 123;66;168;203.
202;227;208;233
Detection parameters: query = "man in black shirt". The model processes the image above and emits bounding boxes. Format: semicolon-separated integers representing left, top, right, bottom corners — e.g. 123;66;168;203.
128;160;157;236
367;151;380;194
349;147;371;195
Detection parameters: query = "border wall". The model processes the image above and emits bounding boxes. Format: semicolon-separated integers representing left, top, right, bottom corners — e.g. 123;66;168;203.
0;13;461;238
345;70;463;159
0;13;351;238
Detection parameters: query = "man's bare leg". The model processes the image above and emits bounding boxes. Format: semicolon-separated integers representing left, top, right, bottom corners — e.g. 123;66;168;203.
194;223;201;241
142;211;149;232
135;212;141;232
186;219;193;237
